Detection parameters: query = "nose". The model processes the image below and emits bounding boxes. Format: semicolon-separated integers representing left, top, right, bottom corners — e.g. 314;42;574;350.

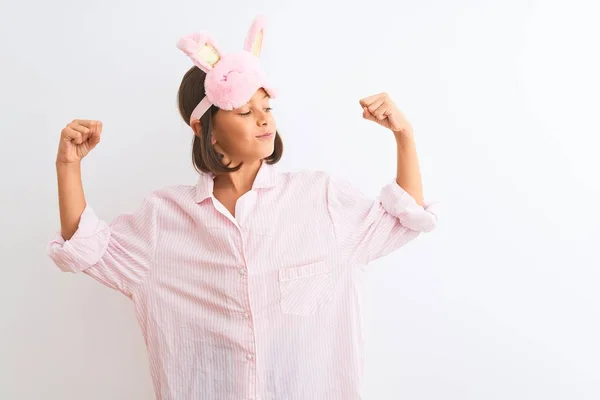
256;112;268;127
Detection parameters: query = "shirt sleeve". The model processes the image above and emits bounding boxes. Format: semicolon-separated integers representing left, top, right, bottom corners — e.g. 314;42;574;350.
326;176;440;267
46;196;158;297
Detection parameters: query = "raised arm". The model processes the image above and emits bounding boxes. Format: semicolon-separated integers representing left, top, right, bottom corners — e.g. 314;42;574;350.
55;119;102;239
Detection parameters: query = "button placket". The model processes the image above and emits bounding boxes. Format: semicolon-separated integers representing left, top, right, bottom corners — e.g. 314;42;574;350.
237;224;257;399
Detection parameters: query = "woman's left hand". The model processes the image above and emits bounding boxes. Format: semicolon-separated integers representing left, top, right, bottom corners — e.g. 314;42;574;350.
359;92;413;137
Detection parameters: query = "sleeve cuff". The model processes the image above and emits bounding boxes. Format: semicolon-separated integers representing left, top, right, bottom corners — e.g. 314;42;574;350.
380;180;440;232
46;205;111;273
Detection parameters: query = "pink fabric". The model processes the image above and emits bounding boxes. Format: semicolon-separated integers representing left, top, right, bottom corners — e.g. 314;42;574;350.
176;32;222;72
47;162;439;400
189;96;212;124
244;15;267;53
177;16;276;124
202;51;275;111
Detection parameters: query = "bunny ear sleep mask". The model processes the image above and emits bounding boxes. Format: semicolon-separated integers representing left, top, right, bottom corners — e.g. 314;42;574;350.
176;15;277;126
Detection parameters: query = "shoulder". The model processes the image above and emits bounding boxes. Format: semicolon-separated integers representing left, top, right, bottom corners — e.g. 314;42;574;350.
276;169;334;193
284;169;359;188
151;183;196;198
275;168;362;195
278;168;330;185
140;183;198;210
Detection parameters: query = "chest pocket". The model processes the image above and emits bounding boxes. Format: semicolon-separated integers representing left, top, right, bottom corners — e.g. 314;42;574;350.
278;260;333;316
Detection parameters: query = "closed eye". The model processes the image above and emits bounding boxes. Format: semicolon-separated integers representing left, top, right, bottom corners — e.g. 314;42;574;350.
239;107;273;117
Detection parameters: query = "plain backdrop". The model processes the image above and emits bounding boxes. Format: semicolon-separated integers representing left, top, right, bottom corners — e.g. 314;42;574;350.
1;0;599;399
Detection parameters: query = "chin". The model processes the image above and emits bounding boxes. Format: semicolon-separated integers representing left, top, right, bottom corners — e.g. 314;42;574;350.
258;144;275;159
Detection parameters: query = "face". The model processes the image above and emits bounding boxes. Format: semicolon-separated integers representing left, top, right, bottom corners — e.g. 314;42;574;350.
205;88;276;165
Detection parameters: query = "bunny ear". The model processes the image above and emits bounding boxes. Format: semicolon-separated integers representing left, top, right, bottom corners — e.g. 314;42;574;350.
244;15;267;57
177;32;222;72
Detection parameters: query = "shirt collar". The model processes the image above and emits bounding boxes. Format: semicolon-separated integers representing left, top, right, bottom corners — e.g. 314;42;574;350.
194;161;280;203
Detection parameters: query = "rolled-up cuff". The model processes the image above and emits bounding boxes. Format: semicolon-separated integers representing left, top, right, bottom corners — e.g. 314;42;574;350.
380;181;440;232
46;205;110;273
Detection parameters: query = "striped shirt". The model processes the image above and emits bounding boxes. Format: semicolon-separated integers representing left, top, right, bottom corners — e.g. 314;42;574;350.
47;161;439;400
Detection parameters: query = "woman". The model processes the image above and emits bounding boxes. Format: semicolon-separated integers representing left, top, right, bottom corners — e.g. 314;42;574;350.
48;15;439;400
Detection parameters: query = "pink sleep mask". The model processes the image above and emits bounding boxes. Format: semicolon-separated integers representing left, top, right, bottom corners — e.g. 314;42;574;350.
176;15;276;125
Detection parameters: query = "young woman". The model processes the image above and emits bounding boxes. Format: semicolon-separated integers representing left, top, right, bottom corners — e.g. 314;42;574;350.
48;16;439;400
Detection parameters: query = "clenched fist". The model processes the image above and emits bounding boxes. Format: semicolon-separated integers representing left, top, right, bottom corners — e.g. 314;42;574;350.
359;92;413;137
56;119;102;164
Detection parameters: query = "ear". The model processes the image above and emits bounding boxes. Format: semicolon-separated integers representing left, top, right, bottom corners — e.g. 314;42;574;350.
177;32;222;72
191;119;202;137
244;15;267;57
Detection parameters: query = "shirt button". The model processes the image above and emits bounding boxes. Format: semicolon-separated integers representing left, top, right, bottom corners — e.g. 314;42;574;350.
239;268;247;275
246;353;254;360
244;312;250;318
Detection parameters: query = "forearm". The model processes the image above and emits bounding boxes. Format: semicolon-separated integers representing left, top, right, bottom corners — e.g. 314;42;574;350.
56;161;86;240
394;131;424;206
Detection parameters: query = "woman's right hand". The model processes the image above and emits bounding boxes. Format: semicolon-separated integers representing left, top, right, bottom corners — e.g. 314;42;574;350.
56;119;102;164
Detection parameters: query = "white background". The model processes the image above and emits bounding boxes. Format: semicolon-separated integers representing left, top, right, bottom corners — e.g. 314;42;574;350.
1;0;599;399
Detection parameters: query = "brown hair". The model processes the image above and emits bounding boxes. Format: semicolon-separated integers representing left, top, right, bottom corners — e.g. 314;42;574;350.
177;66;283;174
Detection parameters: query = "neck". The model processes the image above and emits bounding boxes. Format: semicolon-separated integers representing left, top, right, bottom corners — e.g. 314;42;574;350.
213;159;263;194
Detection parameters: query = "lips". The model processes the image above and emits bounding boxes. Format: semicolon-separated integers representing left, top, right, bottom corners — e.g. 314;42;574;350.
256;132;274;139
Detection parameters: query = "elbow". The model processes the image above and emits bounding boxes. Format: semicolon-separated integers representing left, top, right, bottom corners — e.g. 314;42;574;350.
420;201;440;232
